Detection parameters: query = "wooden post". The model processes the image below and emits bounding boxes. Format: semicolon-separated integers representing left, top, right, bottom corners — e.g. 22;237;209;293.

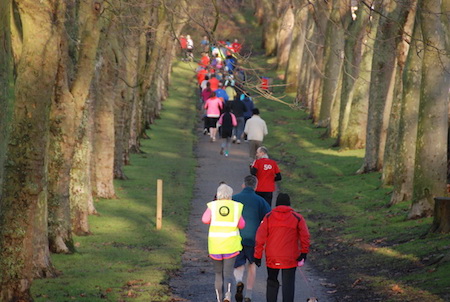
156;179;163;230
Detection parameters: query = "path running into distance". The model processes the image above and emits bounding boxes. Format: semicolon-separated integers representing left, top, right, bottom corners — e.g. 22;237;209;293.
170;117;333;301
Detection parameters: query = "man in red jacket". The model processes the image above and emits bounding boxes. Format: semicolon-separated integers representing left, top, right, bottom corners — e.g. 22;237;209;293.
254;193;310;302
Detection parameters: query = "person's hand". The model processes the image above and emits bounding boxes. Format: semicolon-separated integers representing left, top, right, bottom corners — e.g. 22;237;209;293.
297;253;307;262
253;258;262;267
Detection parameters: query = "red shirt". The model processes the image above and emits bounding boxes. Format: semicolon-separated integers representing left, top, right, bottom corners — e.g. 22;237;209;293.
197;69;208;85
200;55;210;67
180;37;187;49
209;77;220;91
232;42;242;53
252;158;280;192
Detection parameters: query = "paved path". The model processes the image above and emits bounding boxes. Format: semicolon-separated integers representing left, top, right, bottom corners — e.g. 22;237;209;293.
170;122;332;301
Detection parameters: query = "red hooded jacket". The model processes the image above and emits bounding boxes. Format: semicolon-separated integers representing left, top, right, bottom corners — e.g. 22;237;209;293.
254;205;310;269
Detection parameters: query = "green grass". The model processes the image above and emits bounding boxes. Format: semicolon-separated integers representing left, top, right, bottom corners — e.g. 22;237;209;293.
31;62;198;302
247;54;450;301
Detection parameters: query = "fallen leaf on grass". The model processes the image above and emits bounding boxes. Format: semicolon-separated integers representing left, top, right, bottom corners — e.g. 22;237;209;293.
321;282;337;288
391;284;404;294
352;278;362;287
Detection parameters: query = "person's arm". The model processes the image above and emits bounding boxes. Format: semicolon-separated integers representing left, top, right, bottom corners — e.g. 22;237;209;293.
274;173;281;181
297;214;310;254
250;166;257;176
263;121;268;136
274;163;281;181
231;113;237;127
201;208;211;224
238;216;246;229
254;215;269;260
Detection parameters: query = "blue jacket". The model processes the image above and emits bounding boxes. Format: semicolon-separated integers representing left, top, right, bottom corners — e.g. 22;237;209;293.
241;95;254;119
233;187;271;246
215;88;229;102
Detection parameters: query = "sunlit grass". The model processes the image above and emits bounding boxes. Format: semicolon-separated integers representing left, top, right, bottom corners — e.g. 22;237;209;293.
31;61;197;302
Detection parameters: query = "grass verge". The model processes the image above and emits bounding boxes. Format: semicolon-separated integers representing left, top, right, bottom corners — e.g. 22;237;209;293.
249;57;450;301
31;61;198;302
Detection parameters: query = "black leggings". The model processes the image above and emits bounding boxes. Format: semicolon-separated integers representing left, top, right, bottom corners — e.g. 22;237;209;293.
266;267;296;302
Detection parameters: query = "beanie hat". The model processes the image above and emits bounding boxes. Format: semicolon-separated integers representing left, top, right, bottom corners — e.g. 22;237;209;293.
276;193;291;206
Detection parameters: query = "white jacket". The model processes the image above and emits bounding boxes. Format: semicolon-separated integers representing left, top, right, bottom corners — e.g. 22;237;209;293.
244;115;268;141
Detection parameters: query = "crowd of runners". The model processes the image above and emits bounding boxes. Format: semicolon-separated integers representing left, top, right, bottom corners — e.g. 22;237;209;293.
177;35;313;302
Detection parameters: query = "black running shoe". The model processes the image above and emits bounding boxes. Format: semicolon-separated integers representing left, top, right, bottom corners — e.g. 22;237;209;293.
235;282;244;302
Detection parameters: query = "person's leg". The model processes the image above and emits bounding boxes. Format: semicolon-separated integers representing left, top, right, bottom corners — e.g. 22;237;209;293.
256;191;273;207
223;257;235;301
236;117;245;143
249;140;257;159
233;251;246;302
204;116;209;134
281;267;296;302
210;127;217;141
233;265;245;283
266;267;280;302
213;259;224;301
245;262;256;300
225;137;231;155
221;139;226;154
234;265;245;302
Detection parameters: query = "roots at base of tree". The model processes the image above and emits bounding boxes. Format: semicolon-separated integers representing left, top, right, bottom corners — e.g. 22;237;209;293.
49;236;73;254
35;265;61;279
408;200;433;220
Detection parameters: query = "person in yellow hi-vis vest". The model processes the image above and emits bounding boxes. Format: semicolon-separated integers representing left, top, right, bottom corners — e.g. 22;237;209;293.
202;184;246;302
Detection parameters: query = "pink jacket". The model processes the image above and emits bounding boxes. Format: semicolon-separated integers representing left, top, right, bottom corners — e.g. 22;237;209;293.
204;97;223;117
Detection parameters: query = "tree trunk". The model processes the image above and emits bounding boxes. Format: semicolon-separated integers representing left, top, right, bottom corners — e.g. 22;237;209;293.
317;0;348;130
340;11;379;150
305;0;328;123
430;197;450;233
382;0;417;186
0;0;61;298
359;0;413;173
337;1;370;147
47;0;104;254
261;0;279;56
389;20;422;206
114;39;136;180
70;100;95;235
0;0;13;183
285;4;308;93
91;36;117;199
276;3;294;72
410;0;450;219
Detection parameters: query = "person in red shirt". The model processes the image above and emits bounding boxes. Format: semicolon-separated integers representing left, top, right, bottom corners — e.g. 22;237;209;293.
232;39;242;54
250;146;281;206
199;52;210;68
179;35;187;60
197;68;208;87
209;74;220;91
254;193;310;302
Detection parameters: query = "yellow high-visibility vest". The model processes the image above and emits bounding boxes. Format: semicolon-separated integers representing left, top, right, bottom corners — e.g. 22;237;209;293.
207;199;243;255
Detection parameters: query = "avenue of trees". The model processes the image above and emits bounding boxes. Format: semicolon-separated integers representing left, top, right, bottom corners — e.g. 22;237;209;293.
0;0;449;300
254;0;449;228
0;0;193;299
